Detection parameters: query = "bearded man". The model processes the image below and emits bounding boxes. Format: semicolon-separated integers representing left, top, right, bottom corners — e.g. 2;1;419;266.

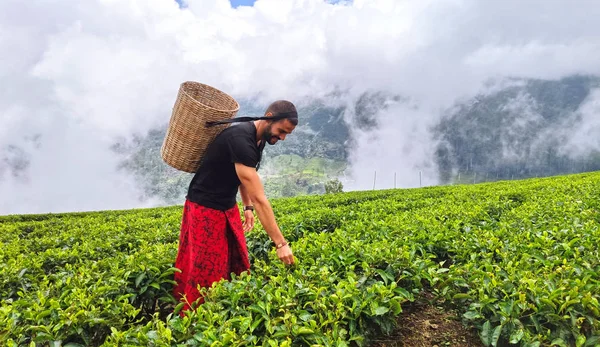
173;100;298;312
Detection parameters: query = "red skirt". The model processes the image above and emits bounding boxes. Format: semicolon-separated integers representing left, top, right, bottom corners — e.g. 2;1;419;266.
173;199;250;312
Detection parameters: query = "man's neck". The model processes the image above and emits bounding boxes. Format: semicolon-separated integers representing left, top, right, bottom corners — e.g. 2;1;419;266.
253;120;264;145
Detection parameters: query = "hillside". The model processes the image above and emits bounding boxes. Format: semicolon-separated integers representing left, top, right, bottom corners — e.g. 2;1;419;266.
1;171;599;346
434;75;600;183
111;74;600;204
3;74;598;207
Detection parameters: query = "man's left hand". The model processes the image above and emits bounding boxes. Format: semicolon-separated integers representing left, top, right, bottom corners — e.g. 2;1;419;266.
243;210;254;232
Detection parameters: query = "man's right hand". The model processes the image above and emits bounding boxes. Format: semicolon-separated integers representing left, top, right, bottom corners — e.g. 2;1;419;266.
277;244;294;265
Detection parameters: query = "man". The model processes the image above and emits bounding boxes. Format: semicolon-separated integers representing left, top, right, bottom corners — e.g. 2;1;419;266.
173;100;298;312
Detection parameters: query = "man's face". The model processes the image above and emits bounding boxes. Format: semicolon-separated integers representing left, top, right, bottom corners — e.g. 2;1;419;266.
263;119;296;145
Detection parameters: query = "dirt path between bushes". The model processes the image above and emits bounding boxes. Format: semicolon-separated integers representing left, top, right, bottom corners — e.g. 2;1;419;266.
369;295;483;347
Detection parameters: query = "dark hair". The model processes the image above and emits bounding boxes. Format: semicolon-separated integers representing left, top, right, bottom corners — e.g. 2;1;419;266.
265;100;298;126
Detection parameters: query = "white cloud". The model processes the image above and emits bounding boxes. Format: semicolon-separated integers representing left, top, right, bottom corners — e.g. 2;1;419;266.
561;89;600;156
1;0;600;214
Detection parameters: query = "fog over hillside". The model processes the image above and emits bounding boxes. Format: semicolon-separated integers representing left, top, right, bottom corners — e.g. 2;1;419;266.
2;0;600;215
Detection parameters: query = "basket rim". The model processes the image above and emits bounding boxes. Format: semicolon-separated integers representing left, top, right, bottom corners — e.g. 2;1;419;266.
180;81;240;114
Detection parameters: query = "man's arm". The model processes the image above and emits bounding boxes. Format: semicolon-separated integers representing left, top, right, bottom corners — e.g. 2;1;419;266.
239;183;254;232
239;183;252;208
235;163;294;264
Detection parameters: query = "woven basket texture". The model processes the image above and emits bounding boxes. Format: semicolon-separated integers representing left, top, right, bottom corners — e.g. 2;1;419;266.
161;81;239;173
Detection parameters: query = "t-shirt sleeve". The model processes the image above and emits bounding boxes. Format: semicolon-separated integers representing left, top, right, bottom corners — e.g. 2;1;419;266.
227;135;259;168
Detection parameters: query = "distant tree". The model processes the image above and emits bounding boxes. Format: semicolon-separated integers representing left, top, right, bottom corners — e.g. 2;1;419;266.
281;180;298;197
325;178;343;194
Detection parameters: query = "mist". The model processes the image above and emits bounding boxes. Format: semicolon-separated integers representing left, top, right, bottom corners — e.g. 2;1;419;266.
2;0;600;215
562;90;600;157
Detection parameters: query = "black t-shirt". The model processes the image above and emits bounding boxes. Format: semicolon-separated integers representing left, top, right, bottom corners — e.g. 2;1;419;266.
186;122;265;211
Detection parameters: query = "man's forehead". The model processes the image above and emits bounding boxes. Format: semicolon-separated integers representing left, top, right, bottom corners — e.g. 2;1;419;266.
277;119;296;131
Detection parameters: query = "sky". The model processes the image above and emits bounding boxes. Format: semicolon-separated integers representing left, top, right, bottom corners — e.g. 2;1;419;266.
177;0;347;8
178;0;258;8
1;0;600;215
228;0;257;7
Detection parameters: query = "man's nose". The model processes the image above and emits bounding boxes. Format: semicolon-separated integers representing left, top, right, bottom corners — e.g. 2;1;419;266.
279;134;286;141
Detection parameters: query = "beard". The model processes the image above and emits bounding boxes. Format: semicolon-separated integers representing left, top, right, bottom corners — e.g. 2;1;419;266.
262;124;279;145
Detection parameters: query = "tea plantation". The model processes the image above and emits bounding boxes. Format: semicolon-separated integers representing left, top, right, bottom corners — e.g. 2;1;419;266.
1;172;599;346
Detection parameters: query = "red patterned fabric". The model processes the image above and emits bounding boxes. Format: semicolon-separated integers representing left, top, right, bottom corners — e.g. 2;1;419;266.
173;199;250;313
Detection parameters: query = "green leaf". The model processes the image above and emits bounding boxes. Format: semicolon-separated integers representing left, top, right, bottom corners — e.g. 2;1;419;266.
576;334;586;347
170;317;185;333
394;287;411;299
481;320;491;346
390;299;402;315
491;325;502;347
374;269;393;284
147;331;159;340
172;302;184;316
374;306;389;316
584;336;600;347
251;317;264;331
298;312;312;322
296;327;314;335
540;298;557;310
509;329;524;344
551;338;568;347
500;301;513;316
463;311;481;320
36;310;52;320
135;273;146;287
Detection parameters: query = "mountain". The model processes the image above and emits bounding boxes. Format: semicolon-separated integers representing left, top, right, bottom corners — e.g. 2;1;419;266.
433;75;600;184
3;74;599;206
113;75;600;203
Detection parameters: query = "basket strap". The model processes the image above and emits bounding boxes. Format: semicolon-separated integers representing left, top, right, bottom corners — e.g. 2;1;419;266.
205;112;297;127
256;139;267;171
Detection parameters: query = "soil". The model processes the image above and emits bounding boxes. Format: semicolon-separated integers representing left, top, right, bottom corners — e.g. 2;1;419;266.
369;294;483;347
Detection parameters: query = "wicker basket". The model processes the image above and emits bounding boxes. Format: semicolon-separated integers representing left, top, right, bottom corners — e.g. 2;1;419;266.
161;81;239;173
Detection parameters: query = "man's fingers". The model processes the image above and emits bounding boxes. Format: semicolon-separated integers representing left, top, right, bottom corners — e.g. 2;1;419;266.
276;246;294;265
242;218;254;232
282;252;294;265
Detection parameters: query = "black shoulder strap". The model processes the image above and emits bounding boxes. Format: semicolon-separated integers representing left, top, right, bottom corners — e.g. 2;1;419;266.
205;112;297;127
256;139;266;171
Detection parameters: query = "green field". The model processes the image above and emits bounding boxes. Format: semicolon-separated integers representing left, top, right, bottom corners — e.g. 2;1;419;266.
1;172;599;346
